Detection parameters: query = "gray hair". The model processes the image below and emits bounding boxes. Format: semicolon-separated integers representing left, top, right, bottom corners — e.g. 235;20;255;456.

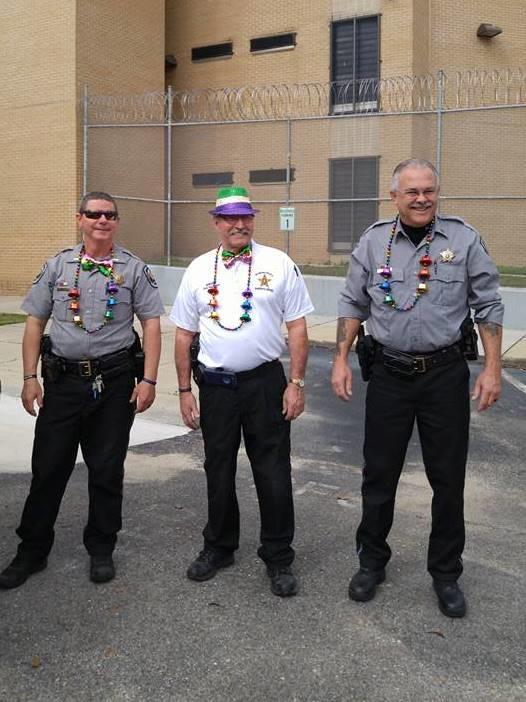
391;159;439;191
78;191;119;214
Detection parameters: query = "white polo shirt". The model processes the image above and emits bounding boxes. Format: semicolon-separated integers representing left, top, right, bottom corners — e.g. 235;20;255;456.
170;240;314;372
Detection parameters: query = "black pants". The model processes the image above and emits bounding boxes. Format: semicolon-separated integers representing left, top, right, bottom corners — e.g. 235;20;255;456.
198;362;294;566
357;358;470;581
16;371;136;562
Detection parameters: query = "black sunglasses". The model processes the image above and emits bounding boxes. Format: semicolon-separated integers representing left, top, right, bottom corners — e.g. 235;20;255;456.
81;210;119;221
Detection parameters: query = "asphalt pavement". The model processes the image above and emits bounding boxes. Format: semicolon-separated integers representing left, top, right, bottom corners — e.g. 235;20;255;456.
1;345;525;702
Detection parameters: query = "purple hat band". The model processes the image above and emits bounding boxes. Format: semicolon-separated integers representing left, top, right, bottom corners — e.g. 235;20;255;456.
209;202;260;216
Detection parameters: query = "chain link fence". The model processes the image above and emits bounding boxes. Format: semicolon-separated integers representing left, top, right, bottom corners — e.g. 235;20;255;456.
83;68;526;270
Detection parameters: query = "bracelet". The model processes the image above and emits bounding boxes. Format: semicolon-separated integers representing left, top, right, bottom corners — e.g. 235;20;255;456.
141;377;157;386
23;374;38;381
178;387;192;393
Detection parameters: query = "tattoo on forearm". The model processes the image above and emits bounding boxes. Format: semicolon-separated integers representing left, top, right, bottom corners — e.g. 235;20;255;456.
334;318;347;358
479;322;501;337
336;318;347;344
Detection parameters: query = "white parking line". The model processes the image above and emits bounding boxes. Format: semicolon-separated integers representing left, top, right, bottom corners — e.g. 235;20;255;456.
502;369;526;395
0;393;189;473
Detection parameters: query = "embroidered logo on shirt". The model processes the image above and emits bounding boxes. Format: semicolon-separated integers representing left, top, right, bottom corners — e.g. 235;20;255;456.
255;272;274;291
32;263;47;285
143;265;158;288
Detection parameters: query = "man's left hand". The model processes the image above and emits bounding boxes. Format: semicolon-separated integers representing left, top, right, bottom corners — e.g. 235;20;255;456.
282;383;304;421
471;368;501;412
130;380;156;413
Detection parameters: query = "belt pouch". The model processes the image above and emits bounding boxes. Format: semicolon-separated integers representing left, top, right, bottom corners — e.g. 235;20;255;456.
381;348;417;376
200;366;238;389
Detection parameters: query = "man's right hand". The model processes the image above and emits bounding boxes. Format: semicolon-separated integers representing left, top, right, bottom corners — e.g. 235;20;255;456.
179;391;200;430
21;378;44;416
331;360;353;401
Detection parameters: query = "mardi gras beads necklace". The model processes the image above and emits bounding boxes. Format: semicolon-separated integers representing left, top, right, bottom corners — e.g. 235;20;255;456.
67;246;119;333
208;244;253;331
378;217;435;311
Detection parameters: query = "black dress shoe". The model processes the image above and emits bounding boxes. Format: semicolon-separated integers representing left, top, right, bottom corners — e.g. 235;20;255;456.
266;565;298;597
433;580;466;618
348;567;386;602
186;549;235;582
90;555;115;583
0;556;48;590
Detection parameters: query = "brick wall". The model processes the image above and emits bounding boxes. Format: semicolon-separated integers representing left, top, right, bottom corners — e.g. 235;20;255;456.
0;0;165;294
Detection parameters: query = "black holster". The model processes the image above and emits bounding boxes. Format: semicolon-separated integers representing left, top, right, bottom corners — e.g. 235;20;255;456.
190;333;201;385
459;315;479;360
40;335;61;382
356;325;376;381
132;330;145;381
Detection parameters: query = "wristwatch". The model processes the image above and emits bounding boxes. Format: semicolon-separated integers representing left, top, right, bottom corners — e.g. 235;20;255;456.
289;377;305;388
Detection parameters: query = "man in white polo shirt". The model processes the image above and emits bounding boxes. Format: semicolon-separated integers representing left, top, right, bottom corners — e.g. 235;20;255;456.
171;186;314;597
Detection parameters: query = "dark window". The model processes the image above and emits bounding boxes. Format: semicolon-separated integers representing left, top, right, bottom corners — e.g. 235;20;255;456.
331;16;379;112
192;172;234;187
329;157;378;251
191;42;233;62
250;33;296;53
249;168;295;184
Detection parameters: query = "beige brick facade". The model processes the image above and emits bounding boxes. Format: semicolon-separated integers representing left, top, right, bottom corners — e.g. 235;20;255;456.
2;0;524;292
0;0;164;293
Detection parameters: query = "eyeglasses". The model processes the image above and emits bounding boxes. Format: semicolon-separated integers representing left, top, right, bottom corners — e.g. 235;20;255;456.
81;210;119;221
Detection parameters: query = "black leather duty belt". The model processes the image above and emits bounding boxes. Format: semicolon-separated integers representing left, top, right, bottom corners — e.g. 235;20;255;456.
377;343;463;376
57;348;134;379
196;359;280;389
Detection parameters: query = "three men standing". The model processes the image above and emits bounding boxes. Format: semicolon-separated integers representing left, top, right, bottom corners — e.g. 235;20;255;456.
0;192;163;589
171;186;313;596
332;159;503;617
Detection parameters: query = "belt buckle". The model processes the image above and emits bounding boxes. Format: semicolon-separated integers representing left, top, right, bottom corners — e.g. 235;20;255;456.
79;360;92;377
413;356;427;373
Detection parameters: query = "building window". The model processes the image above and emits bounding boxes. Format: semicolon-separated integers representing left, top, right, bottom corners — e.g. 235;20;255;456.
331;16;379;113
249;168;295;184
250;33;296;53
329;157;378;251
191;42;233;62
192;172;234;187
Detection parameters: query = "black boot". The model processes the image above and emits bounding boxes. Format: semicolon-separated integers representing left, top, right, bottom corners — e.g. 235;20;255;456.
348;567;386;602
90;555;115;583
433;580;466;618
0;555;48;590
266;565;298;597
186;549;235;582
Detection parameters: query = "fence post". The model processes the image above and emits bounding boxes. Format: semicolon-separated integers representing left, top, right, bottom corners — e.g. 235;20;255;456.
82;85;88;197
435;70;444;178
285;116;292;256
166;85;173;267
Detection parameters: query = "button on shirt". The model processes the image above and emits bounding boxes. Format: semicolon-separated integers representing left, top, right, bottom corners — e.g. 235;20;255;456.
23;244;164;359
338;216;504;352
171;240;314;372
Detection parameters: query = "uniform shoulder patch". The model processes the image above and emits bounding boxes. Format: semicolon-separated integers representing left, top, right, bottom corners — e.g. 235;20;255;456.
32;262;48;285
143;265;158;288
